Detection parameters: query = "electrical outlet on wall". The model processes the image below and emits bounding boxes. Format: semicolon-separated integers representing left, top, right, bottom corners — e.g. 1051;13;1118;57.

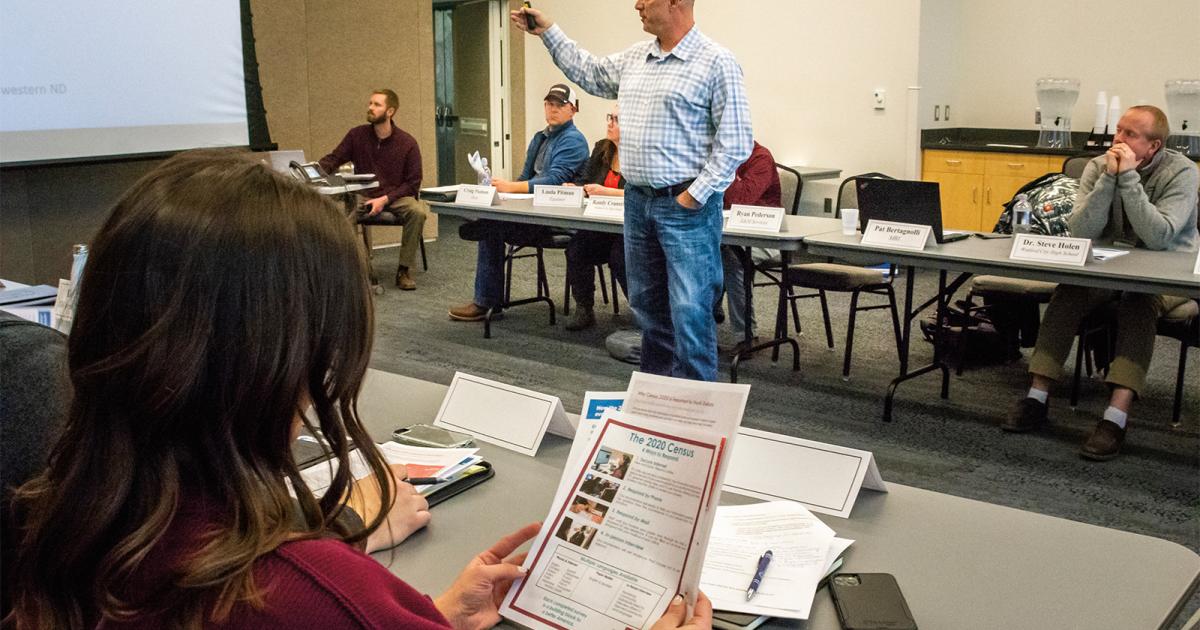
873;88;886;110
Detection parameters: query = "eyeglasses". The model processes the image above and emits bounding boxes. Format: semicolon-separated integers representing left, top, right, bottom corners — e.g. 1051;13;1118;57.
606;114;619;124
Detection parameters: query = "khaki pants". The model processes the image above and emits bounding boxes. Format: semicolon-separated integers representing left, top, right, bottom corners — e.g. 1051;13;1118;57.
1029;285;1188;397
363;196;428;270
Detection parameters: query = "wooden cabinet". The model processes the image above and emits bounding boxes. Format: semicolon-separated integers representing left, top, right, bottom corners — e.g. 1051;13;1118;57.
922;150;1063;231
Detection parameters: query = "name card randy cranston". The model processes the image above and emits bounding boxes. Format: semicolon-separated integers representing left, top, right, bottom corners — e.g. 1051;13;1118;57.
726;204;785;233
533;185;585;208
861;220;933;251
1009;233;1092;267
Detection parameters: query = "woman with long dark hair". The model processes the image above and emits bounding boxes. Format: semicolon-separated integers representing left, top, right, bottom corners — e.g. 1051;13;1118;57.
9;150;710;630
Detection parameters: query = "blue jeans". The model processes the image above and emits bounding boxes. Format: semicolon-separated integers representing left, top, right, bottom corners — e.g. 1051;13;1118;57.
465;220;550;308
624;186;724;381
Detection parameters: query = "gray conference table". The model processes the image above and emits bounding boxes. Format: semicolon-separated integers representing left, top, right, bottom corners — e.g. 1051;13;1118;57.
357;369;1200;630
801;231;1200;421
427;197;841;377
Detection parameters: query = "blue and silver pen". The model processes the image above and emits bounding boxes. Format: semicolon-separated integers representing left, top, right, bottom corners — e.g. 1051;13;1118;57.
745;550;773;601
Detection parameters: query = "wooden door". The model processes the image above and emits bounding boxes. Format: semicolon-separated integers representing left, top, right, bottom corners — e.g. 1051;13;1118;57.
926;172;981;231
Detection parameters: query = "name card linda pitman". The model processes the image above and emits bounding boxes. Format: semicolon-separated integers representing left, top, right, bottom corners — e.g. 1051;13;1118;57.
1009;233;1092;267
533;185;586;208
861;219;933;251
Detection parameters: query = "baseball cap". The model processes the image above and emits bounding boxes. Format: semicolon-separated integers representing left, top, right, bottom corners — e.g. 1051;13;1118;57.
544;83;579;110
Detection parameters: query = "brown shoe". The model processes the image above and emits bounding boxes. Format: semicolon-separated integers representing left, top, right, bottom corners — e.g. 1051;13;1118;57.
395;267;416;291
1001;397;1048;433
448;302;488;321
1080;420;1126;461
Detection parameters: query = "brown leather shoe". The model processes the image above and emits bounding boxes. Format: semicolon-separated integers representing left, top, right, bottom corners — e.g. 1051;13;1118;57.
1080;420;1126;461
448;302;488;321
395;268;416;290
1001;397;1048;433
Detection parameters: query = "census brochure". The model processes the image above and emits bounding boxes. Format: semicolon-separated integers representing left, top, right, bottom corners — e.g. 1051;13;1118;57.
501;373;749;630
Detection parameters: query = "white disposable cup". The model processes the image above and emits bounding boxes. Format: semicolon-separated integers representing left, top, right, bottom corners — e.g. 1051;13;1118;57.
841;208;860;235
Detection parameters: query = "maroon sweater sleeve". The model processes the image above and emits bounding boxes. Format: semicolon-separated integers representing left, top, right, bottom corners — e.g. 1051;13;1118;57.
722;143;781;209
231;539;452;629
319;130;358;175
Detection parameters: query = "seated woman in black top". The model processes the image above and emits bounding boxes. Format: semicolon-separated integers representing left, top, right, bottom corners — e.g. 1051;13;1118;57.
564;106;629;331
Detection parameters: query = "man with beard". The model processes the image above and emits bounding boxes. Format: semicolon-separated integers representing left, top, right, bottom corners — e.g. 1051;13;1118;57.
320;89;427;290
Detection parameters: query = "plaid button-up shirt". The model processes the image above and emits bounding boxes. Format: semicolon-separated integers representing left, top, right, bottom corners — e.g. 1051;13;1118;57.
542;24;752;204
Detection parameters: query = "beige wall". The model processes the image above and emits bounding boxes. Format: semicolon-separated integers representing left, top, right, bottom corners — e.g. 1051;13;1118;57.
522;0;924;213
251;0;438;238
920;0;1200;133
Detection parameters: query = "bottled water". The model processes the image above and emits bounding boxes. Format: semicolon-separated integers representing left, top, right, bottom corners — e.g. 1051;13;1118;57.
1012;194;1033;234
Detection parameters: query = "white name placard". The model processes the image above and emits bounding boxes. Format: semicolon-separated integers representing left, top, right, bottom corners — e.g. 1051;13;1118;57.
457;184;498;207
1009;233;1092;267
1193;251;1200;275
723;427;887;518
725;204;785;233
432;372;569;456
582;196;625;219
861;220;933;251
533;185;585;208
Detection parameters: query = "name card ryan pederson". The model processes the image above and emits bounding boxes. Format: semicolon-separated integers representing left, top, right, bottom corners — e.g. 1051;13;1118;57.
1009;233;1092;267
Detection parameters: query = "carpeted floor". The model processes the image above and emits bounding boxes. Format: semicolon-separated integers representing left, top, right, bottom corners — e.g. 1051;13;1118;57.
367;216;1199;627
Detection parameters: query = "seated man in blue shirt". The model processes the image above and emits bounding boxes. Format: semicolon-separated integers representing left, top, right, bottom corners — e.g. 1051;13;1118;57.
450;84;589;321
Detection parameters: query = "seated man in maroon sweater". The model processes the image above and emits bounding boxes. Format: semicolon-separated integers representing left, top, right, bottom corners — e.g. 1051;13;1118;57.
320;88;428;290
718;141;781;355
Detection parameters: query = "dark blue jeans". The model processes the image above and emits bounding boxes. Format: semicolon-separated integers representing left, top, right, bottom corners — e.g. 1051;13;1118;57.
464;220;550;308
623;186;724;381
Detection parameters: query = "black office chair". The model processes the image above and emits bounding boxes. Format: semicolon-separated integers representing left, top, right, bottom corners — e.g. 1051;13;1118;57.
774;173;903;379
1158;299;1200;426
776;163;804;215
741;164;806;312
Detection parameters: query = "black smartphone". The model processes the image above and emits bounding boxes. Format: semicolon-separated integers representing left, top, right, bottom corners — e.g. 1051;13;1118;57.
830;573;917;630
522;1;537;30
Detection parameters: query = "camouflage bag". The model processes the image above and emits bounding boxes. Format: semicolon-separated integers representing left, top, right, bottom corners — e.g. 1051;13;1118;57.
993;173;1079;236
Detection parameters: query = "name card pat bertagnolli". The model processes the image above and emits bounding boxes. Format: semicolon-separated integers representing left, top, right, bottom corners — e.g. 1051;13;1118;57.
860;219;933;251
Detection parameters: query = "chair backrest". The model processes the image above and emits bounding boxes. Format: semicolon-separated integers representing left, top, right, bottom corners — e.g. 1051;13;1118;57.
774;163;803;215
1061;153;1097;179
835;172;894;219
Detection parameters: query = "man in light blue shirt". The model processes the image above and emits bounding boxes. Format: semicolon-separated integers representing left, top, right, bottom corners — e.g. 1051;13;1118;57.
513;0;753;381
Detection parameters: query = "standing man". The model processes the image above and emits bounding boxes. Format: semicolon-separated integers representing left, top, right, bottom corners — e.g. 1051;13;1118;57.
1004;106;1198;460
320;89;427;290
513;0;753;381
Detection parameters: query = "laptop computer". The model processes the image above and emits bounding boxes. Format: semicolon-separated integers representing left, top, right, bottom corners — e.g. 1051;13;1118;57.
854;178;969;243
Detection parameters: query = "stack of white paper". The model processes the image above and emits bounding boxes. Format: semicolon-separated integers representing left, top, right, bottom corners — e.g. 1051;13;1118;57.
700;501;853;620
